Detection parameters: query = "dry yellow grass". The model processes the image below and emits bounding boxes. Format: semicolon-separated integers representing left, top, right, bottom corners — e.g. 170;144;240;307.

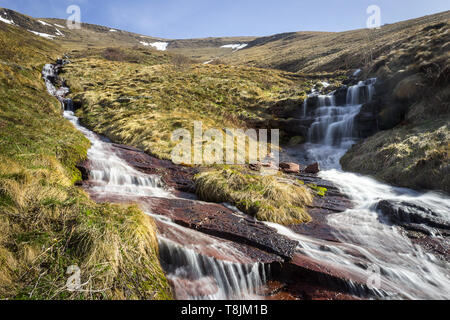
222;11;450;73
195;166;313;225
63;51;311;160
0;22;171;300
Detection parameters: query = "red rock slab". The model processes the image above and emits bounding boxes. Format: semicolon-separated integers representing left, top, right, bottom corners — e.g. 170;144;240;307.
168;276;220;300
111;143;197;194
154;218;283;265
143;196;299;261
261;280;359;300
284;252;406;298
85;191;285;264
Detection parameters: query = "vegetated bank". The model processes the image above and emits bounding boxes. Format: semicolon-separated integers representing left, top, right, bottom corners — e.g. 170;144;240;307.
0;20;171;300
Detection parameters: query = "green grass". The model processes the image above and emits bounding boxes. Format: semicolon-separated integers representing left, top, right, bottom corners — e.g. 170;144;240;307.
342;22;450;193
0;22;171;300
63;50;312;160
195;166;313;225
341;119;450;193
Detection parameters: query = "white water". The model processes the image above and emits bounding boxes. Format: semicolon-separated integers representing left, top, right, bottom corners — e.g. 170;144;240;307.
290;79;450;299
44;62;450;300
64;110;268;299
42;63;268;300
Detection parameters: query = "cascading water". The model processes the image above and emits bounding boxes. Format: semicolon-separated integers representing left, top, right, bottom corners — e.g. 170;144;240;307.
42;62;268;300
285;78;450;299
303;78;377;168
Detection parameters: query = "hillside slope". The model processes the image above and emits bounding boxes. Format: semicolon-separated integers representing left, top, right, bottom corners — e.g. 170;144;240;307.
0;12;171;300
222;11;450;73
341;21;450;193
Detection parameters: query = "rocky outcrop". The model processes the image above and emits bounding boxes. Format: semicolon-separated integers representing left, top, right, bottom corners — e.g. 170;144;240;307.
145;197;298;260
393;74;425;101
112;143;197;194
376;200;450;236
342;22;450;193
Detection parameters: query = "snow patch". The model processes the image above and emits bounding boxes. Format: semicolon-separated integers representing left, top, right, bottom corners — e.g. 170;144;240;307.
38;20;52;26
28;30;56;39
220;44;248;51
55;28;64;37
0;16;14;25
203;59;214;65
140;41;169;51
109;29;117;32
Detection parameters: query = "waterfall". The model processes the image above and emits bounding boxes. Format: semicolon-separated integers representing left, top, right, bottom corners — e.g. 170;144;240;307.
302;78;376;169
42;61;269;300
159;237;267;300
307;79;376;148
284;77;450;299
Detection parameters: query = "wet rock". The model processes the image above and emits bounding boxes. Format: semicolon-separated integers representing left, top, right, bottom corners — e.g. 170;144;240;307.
306;95;318;108
249;162;262;171
269;99;302;118
155;218;282;265
112;143;197;194
76;159;92;181
146;197;298;260
354;101;379;138
304;162;320;174
411;236;450;262
279;118;310;137
376;200;450;235
282;252;395;299
170;277;219;299
393;74;424;101
264;279;359;300
333;86;348;106
280;162;300;174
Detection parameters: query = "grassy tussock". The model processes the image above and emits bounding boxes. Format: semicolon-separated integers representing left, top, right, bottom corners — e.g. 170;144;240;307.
0;162;171;299
0;25;171;299
195;167;313;225
63;53;310;160
341;120;449;193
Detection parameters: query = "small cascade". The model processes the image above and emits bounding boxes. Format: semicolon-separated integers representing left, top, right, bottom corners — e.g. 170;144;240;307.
159;237;267;300
42;61;73;111
283;76;450;299
301;78;377;168
42;61;269;300
307;78;376;148
63;112;169;197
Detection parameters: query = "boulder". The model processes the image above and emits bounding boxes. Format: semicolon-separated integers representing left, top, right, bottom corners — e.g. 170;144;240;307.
76;159;92;181
249;162;262;171
376;200;450;234
280;162;300;174
304;162;320;174
393;74;424;101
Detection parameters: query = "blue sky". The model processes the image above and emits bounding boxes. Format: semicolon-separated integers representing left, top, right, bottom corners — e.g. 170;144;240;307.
0;0;448;38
